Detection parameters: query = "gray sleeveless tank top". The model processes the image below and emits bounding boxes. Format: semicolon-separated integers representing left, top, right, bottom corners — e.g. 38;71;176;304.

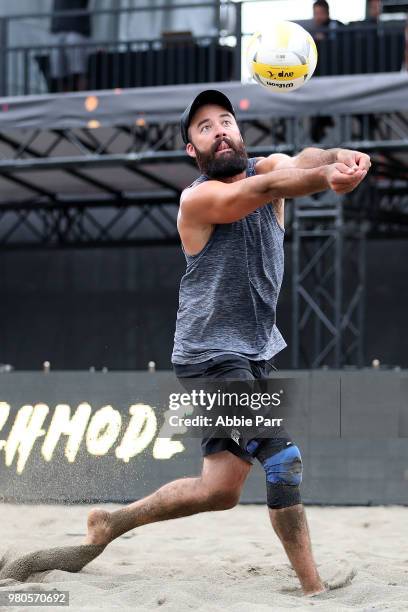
171;157;287;365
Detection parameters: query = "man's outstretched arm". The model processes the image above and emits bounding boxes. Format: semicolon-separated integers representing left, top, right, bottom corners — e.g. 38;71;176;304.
256;148;371;173
180;162;367;225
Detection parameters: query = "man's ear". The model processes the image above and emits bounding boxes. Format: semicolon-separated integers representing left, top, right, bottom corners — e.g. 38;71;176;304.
186;143;196;158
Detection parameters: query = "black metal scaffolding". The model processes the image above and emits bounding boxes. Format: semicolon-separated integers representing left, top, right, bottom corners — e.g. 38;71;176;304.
0;79;407;366
0;108;408;247
292;196;366;369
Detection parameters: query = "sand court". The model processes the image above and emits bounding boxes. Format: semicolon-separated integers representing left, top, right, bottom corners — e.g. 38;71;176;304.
0;503;407;611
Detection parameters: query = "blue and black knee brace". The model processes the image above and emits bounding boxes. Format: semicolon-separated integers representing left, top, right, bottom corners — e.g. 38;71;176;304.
245;439;303;509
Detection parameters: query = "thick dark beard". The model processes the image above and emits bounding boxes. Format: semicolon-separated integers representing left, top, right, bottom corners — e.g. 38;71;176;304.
193;137;248;179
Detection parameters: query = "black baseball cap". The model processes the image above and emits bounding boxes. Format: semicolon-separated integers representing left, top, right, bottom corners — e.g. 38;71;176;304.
180;89;236;145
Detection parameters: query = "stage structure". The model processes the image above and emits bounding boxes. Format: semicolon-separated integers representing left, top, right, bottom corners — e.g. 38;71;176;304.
292;195;365;369
0;74;407;367
0;74;407;248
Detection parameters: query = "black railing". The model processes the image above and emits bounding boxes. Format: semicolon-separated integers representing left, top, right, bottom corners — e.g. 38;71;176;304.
0;2;241;96
0;3;406;97
11;37;236;95
312;22;406;76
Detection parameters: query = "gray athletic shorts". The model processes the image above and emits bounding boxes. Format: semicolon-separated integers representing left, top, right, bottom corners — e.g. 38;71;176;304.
50;32;90;79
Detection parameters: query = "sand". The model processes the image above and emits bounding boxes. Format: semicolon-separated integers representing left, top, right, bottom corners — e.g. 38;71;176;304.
0;503;407;611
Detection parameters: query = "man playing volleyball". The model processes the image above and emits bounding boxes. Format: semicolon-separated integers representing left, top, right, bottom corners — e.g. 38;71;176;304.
0;90;369;594
79;90;370;596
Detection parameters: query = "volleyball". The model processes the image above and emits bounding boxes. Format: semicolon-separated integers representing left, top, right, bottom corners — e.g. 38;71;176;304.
246;21;318;93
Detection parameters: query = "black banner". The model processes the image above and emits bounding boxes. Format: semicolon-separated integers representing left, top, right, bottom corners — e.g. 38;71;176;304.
0;371;407;504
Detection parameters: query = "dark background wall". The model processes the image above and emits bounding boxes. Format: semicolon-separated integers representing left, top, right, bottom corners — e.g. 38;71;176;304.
0;239;407;371
0;370;406;505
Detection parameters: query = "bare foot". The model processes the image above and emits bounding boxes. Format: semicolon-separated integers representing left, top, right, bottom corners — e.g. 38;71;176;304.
304;586;327;597
304;561;356;596
0;545;106;582
83;508;114;546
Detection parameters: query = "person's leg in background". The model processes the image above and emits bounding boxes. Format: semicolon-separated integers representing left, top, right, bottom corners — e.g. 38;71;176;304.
65;32;89;91
49;32;68;93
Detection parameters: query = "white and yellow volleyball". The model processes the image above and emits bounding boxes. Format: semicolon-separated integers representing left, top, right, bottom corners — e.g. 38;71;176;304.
246;21;318;93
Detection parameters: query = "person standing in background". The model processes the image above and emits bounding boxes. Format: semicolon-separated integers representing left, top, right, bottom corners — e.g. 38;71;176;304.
311;0;343;41
364;0;382;24
50;0;91;92
308;0;343;139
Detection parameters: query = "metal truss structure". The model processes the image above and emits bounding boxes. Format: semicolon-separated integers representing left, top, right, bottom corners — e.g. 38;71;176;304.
0;108;408;247
0;93;407;367
292;195;365;369
0;124;186;249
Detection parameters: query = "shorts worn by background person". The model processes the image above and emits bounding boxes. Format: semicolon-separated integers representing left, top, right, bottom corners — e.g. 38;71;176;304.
50;0;91;81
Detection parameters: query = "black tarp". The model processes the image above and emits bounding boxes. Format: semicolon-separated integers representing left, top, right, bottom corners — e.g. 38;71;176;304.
1;72;408;131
